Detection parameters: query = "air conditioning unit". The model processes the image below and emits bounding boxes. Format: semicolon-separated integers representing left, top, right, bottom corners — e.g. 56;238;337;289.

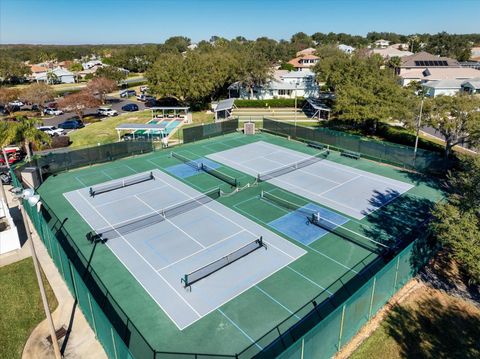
244;122;255;135
20;167;41;189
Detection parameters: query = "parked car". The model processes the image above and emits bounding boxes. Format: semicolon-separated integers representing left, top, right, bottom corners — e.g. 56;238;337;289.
0;146;23;166
120;89;137;98
44;107;63;116
8;100;23;107
97;107;118;117
140;85;149;93
136;94;155;102
37;126;66;137
58;118;84;129
121;103;139;112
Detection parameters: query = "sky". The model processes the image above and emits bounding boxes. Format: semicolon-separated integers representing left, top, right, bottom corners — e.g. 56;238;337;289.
0;0;479;44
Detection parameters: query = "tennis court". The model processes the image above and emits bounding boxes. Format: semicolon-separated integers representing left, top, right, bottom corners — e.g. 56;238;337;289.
207;141;414;219
31;129;443;357
64;169;305;329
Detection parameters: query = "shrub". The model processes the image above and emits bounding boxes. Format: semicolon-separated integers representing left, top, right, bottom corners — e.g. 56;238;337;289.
235;98;306;108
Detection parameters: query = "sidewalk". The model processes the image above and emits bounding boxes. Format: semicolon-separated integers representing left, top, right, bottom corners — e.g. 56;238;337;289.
0;184;107;359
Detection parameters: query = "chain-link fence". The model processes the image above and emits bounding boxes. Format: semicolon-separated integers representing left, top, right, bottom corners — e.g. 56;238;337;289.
263;117;449;174
10;131;438;359
183;119;239;143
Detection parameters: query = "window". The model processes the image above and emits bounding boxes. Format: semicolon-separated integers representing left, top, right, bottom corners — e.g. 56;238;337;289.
279;90;292;96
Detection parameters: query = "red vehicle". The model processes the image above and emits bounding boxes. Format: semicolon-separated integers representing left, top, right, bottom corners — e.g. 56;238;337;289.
0;147;23;166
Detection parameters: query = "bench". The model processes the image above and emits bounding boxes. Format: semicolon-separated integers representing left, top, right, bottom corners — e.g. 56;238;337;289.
45;325;67;345
341;150;361;159
306;141;327;150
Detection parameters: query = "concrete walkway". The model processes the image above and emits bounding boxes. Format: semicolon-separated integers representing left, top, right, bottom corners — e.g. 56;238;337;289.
0;184;107;359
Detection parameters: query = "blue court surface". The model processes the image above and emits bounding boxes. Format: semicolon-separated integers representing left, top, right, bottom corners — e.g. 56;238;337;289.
165;158;221;179
269;202;350;245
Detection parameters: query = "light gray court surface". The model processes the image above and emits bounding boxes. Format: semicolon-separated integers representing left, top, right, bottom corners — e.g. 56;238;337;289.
207;141;414;219
64;169;306;330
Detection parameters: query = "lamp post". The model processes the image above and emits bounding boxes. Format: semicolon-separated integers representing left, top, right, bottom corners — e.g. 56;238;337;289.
413;94;425;166
12;188;62;359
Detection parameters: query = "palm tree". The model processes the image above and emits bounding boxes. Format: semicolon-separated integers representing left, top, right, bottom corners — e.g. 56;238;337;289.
0;117;51;161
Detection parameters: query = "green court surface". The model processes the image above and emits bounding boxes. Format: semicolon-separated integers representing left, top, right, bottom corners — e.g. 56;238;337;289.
37;132;444;356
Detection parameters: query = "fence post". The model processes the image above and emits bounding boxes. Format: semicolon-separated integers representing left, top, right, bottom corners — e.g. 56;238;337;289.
368;277;377;319
110;328;119;359
337;304;346;351
87;292;98;337
393;256;401;291
301;338;305;359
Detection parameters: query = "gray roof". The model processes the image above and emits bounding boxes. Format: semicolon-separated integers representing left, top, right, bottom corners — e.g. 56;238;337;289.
462;78;480;89
215;98;235;112
115;123;166;131
421;79;464;89
280;70;315;79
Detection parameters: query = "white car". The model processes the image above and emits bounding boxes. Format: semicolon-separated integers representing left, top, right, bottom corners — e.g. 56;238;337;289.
8;100;24;107
44;108;63;116
140;85;149;93
98;107;118;117
136;94;155;102
37;126;66;137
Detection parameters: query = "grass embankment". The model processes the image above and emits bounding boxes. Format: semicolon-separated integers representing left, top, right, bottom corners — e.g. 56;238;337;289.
0;258;58;359
349;285;480;359
69;110;214;148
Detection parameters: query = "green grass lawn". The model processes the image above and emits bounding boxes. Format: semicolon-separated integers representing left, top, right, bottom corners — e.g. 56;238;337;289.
349;286;480;359
0;258;58;359
69;110;214;148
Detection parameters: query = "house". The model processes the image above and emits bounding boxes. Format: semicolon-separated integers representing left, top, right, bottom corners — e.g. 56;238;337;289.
399;67;480;86
29;65;49;77
187;43;198;50
338;44;355;54
461;78;480;94
228;69;320;100
34;67;76;84
370;46;413;59
471;47;480;61
421;77;480;97
82;60;103;70
373;39;390;48
397;52;460;76
296;47;317;57
288;55;320;71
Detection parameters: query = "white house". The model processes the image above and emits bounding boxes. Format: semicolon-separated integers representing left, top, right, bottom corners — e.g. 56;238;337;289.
34;67;76;84
421;80;465;97
374;39;390;48
228;70;320;100
461;78;480;94
82;60;103;70
338;44;355;54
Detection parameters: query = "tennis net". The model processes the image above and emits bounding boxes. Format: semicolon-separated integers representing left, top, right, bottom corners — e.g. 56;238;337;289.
257;149;330;182
201;163;238;187
171;152;201;170
87;188;220;242
181;237;266;288
260;191;389;254
171;151;238;187
89;172;154;197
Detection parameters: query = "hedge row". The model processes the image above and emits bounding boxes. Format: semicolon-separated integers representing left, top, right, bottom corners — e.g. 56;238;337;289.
235;98;306;108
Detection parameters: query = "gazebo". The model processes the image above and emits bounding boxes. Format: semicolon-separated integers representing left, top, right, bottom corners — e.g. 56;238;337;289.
115;123;168;141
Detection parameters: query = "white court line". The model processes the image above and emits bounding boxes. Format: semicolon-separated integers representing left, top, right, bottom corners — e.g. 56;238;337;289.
75;189;203;320
95;184;170;208
217;309;262;349
317;175;363;196
134;195;206;249
155;173;301;261
74;176;87;187
102;170;113;179
255;286;301;319
156;229;246;271
237;197;359;274
287;267;333;295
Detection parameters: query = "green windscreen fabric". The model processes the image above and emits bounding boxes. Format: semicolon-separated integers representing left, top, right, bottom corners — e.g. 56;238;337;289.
183;119;239;143
262;117;447;174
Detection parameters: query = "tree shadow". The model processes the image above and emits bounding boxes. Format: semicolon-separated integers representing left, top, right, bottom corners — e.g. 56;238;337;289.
385;295;480;359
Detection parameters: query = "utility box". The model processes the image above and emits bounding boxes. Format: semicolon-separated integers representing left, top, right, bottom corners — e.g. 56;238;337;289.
20;167;41;189
244;122;255;135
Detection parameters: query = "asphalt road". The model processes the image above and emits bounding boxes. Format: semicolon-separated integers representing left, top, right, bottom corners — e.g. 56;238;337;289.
42;96;148;127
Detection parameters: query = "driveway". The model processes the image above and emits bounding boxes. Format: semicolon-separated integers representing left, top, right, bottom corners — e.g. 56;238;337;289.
42;97;147;127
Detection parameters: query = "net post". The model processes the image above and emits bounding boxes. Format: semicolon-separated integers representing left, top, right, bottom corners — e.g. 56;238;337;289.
89;187;94;197
149;171;154;180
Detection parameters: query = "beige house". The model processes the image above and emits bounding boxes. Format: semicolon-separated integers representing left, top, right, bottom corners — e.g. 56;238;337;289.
288;54;320;72
399;67;480;86
397;52;460;76
370;46;413;59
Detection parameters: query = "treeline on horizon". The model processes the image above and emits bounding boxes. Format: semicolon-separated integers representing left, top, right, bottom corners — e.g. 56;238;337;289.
1;31;479;69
